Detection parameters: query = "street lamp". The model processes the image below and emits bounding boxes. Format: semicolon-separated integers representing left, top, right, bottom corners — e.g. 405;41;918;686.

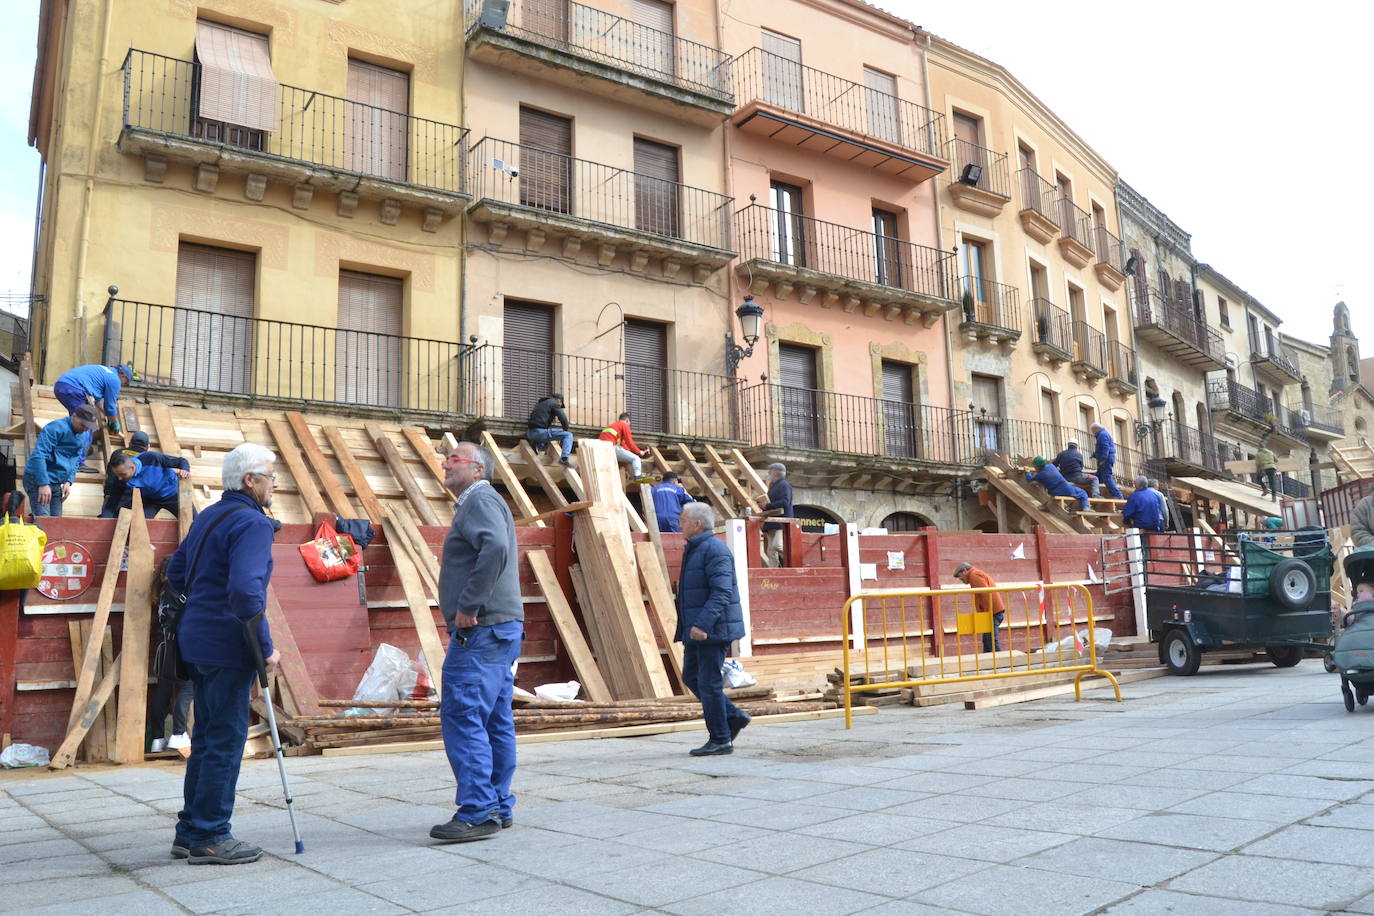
725;295;765;376
1134;395;1168;443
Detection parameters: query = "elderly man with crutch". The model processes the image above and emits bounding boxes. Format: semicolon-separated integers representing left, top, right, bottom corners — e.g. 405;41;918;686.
166;443;283;865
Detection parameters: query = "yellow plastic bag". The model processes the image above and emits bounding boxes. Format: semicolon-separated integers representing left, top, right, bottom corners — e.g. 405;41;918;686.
0;514;47;589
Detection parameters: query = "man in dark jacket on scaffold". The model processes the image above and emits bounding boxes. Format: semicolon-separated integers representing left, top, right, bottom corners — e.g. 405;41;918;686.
675;502;749;757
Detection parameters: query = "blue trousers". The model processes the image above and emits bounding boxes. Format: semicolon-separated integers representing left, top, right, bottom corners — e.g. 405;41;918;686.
23;472;65;517
1048;482;1091;510
179;663;255;847
528;427;573;459
981;611;1007;653
681;641;747;743
440;621;523;825
52;382;95;465
1097;462;1124;499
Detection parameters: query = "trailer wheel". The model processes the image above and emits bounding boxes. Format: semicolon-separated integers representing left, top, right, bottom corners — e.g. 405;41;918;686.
1269;559;1316;610
1163;629;1202;676
1343;680;1356;712
1358;687;1370;707
1266;645;1303;668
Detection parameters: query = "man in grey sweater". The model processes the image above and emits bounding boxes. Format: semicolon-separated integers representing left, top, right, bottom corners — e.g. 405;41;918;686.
430;441;525;844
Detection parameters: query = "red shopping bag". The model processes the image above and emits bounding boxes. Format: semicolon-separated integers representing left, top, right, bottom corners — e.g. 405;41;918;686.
299;519;361;582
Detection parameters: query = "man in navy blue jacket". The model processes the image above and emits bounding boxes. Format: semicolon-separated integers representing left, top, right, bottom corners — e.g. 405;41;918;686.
676;502;749;756
1122;475;1164;531
23;405;98;517
167;443;280;866
1091;422;1125;499
106;449;191;519
1026;456;1091;511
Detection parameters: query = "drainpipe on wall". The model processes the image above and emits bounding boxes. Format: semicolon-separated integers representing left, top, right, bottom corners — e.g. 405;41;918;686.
28;159;46;379
915;31;957;414
458;4;469;368
72;0;117;370
715;0;739;381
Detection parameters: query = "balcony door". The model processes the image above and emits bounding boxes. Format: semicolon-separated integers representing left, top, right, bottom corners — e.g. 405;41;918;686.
961;238;992;316
971;373;1002;451
174;243;254;395
523;0;569;43
624;319;667;433
872;208;902;288
519;106;573;214
345;59;409;182
502;301;555;422
633;138;681;239
778;344;820;449
952;112;985;186
628;0;676;78
336;270;403;407
881;360;917;458
192;20;274;151
761;29;803;111
863;67;900;143
769;181;806;267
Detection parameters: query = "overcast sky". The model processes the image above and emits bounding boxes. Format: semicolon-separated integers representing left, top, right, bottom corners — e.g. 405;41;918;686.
1;0;1368;351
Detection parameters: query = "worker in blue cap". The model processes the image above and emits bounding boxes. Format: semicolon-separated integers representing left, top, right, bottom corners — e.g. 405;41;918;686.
1025;456;1091;511
52;362;138;470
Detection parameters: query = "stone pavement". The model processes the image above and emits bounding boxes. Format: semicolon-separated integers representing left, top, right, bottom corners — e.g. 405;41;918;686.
3;662;1374;915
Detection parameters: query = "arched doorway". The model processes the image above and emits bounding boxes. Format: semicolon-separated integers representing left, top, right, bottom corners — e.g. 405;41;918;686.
881;511;933;532
973;519;1000;534
793;504;842;534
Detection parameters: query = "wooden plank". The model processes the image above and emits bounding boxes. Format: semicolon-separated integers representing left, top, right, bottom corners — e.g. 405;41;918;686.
323;424;389;523
515;500;592;527
98;625;117;757
402;426;447;490
287;412;356;517
389;535;447;694
66;508;132;732
730;448;769;498
639;483;670;574
264;585;324;715
479;431;543;527
20;353;35;455
633;541;687;693
267;418;330;519
673;442;734;519
962;668;1164;709
387;503;441;591
367;424;445;528
74;621;108;762
568;563;626;698
147;402;182;455
528;551;612;704
517;441;569;508
983;466;1077;535
67;621;88;762
1174;476;1283;518
703;443;759;512
48;655;120;770
113;494;155;763
597;530;674;697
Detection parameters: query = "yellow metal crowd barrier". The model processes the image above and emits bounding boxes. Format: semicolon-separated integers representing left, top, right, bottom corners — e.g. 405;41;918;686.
840;582;1122;727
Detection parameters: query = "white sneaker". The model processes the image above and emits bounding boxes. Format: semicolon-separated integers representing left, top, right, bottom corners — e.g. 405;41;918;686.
149;738;168;753
167;734;190;750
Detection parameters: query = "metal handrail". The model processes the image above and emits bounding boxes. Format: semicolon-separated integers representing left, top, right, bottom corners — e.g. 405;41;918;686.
959;277;1022;333
1150;419;1242;473
1094;225;1124;271
1291;403;1344;435
467;137;734;250
1135;288;1225;364
1107;340;1138;386
1056;197;1093;249
731;48;946;158
1251;340;1302;379
1072;321;1108;372
1029;299;1073;355
122;49;467;194
947;138;1011;198
463;0;732;99
735;204;956;298
1017;167;1057;219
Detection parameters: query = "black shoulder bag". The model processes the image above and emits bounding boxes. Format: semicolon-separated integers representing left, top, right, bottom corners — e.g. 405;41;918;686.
154;505;249;679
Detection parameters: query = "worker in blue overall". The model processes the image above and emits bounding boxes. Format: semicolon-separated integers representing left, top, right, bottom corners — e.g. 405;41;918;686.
1090;422;1125;499
52;362;136;469
1026;456;1091;511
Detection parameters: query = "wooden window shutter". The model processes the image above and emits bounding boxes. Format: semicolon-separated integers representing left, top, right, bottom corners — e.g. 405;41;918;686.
777;344;819;450
336;271;404;407
624;319;667;432
627;0;675;77
519;107;573;214
633;138;680;238
174;243;255;394
345;59;409;181
194;20;278;132
502;301;556;422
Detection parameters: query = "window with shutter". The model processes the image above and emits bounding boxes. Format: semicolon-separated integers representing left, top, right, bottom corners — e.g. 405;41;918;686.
345;60;409;182
872;208;901;288
971;372;1002;451
624;319;667;433
627;0;675;77
778;343;819;449
336;271;404;407
519;107;573;214
633;138;680;238
174;243;256;394
864;67;899;143
951;112;985;189
761;29;803;111
770;181;806;267
193;20;275;148
502;301;556;422
880;360;917;458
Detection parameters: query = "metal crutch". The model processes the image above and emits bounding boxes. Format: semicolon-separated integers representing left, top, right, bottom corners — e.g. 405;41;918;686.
242;613;305;854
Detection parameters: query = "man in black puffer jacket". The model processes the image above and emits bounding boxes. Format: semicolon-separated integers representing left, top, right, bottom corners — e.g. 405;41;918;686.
675;502;748;757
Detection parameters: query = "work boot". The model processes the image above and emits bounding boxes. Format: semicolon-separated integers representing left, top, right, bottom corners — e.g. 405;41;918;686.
500;817;513;829
559;456;571;466
689;739;733;757
187;838;263;865
430;815;500;843
170;841;189;860
729;712;752;742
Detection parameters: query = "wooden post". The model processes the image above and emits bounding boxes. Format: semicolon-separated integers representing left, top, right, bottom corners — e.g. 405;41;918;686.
478;431;542;527
639;483;670;575
400;426;447;488
528;550;612;703
322;425;389;523
114;493;155;763
366;424;440;526
67;509;132;731
517;441;569;508
287;412;356;517
49;657;120;770
633;541;687;691
266;418;329;518
841;523;864;650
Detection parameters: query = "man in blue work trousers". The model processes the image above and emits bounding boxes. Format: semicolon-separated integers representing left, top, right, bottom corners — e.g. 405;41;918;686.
1090;422;1125;499
432;440;524;843
53;362;135;469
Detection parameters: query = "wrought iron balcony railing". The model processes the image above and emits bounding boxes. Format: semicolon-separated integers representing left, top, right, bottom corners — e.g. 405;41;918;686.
122;49;467;194
1072;321;1108;374
959;278;1022;334
1056;197;1094;250
735;204;956;299
1250;339;1303;381
1018;168;1057;219
947;138;1011;198
730;48;946;159
1292;404;1344;436
1207;379;1307;442
467;137;734;250
1150;419;1242;474
1030;299;1073;357
1135;288;1225;365
1095;225;1124;271
1107;340;1138;387
463;0;732;100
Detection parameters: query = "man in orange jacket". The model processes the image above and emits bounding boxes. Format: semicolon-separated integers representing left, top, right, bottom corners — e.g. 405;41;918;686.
954;563;1006;653
599;412;650;481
